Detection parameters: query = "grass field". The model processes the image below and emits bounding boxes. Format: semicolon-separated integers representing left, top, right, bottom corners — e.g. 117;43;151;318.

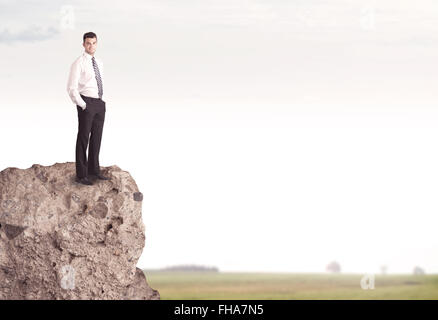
143;271;438;300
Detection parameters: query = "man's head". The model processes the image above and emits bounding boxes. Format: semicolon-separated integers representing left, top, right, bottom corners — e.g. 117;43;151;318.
83;32;97;56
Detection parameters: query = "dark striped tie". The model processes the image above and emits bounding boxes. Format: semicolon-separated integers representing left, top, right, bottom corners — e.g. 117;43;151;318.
92;56;103;98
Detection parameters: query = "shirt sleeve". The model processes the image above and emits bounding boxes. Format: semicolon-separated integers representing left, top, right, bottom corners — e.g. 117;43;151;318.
67;58;86;108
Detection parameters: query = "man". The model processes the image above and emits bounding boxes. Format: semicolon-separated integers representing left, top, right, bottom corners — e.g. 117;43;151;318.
67;31;110;185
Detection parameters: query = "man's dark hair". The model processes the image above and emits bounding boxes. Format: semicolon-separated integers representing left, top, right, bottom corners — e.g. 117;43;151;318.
83;32;97;42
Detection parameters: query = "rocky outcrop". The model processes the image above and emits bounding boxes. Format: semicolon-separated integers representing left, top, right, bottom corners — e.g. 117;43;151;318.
0;162;159;300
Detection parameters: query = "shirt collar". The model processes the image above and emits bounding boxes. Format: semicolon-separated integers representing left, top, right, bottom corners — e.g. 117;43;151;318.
83;51;95;60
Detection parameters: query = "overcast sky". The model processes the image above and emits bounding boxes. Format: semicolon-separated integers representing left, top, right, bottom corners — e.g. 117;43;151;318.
1;0;438;274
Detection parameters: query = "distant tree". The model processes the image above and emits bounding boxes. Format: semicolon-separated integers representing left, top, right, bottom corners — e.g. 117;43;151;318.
326;261;341;273
413;266;425;275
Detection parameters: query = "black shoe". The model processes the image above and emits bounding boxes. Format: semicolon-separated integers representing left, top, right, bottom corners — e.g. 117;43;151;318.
90;174;110;180
76;176;93;185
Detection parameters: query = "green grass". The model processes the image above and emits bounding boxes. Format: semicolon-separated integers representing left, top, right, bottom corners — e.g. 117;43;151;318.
143;271;438;300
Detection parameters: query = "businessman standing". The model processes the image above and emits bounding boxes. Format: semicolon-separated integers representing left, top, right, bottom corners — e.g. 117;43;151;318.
67;31;110;185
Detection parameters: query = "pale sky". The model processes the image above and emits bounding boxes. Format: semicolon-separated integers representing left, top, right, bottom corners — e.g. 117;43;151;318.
1;0;438;274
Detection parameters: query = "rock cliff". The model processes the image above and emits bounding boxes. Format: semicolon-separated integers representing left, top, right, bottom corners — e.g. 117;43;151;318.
0;162;159;300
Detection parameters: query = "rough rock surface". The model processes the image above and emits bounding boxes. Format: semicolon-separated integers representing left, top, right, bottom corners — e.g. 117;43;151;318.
0;162;159;300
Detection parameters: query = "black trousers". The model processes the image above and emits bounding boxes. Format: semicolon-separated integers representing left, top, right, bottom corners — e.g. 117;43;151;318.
75;94;106;178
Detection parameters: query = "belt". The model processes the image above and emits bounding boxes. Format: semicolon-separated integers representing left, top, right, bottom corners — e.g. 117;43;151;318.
80;94;102;101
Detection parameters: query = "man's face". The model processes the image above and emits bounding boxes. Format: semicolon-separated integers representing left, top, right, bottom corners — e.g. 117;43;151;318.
83;37;97;55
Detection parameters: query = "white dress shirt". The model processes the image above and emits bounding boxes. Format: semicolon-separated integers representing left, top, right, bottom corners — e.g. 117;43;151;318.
67;51;104;109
